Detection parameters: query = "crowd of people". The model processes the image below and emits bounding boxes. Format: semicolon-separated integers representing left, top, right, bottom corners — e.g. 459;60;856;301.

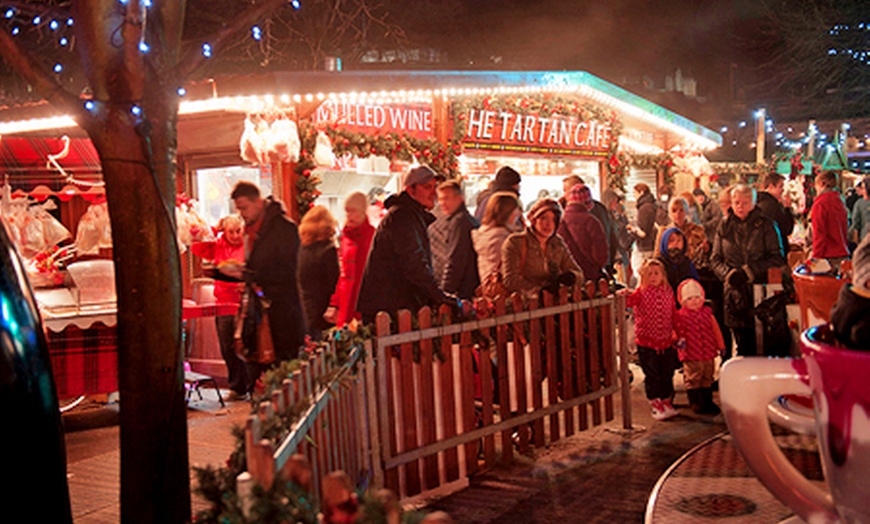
189;166;869;417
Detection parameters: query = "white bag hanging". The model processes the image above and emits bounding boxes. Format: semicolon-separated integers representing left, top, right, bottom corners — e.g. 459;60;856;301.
313;131;336;168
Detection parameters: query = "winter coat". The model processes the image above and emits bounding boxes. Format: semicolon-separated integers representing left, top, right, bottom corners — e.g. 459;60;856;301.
850;198;870;243
626;284;676;351
756;191;793;248
557;202;608;281
190;235;245;305
674;305;724;362
429;203;480;300
245;198;306;361
656;228;699;295
830;284;870;350
710;206;785;328
700;197;723;244
357;192;448;323
329;220;375;327
472;224;513;284
635;191;658;253
502;228;583;296
811;190;849;259
298;240;339;336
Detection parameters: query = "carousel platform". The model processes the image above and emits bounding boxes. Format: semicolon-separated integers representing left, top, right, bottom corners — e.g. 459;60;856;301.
645;428;824;524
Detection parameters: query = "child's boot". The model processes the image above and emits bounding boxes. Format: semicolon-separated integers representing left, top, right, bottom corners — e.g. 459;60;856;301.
687;389;703;413
698;388;721;415
649;398;667;421
660;397;679;419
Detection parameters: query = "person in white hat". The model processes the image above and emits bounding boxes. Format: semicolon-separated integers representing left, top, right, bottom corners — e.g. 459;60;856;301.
674;278;725;414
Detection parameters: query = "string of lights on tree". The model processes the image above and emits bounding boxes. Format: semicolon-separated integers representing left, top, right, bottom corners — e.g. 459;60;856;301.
827;23;870;66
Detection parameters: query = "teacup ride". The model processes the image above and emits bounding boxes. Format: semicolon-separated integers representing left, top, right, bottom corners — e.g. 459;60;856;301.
766;262;851;434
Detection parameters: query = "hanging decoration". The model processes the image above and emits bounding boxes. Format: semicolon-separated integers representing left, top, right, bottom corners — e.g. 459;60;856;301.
240;113;301;165
292;123;459;218
606;152;675;193
313;131;335;168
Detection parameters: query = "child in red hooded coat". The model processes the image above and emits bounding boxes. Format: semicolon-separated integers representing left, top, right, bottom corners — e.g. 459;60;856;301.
674;278;725;414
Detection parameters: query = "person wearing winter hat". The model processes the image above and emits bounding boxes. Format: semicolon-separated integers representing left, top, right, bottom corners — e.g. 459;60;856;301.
830;234;870;349
557;184;608;282
502;198;583;298
474;165;521;222
674;279;725;414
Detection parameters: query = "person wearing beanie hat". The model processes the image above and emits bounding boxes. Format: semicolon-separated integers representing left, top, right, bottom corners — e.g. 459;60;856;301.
502;198;582;298
557;184;608;282
474;165;522;222
674;278;725;414
830;234;870;349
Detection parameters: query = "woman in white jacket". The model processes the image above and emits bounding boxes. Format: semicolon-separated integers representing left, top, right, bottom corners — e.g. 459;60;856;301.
472;192;522;287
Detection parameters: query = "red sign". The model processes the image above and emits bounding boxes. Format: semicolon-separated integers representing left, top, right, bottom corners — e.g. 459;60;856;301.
461;108;613;158
313;100;433;139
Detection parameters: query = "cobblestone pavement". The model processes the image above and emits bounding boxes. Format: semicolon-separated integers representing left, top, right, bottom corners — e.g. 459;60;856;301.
418;367;728;523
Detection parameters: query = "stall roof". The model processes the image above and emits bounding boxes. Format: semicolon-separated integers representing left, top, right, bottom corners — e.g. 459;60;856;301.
0;70;721;151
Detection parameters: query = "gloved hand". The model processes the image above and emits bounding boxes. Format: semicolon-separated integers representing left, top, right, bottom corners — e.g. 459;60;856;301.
557;272;577;287
726;268;748;287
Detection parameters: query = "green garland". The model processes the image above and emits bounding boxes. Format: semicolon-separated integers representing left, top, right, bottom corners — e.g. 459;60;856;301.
605;152;675;193
293;124;460;218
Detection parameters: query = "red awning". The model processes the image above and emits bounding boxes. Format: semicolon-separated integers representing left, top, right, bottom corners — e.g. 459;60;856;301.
0;136;104;200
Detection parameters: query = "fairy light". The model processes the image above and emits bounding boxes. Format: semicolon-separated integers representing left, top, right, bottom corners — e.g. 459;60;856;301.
4;8;13;18
252;25;262;41
49;19;59;30
202;43;212;58
59;37;68;46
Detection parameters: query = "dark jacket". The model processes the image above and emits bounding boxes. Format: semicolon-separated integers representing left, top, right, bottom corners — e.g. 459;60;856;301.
710;207;785;328
357;192;449;323
830;285;870;350
590;199;616;269
756;191;793;248
557;202;608;281
429;203;480;300
635;191;658;253
701;197;723;244
657;227;699;296
298;239;339;336
246;199;306;360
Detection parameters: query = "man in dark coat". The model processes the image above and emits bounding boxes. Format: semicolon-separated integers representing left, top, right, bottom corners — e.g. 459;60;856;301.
231;182;306;384
694;188;722;244
710;185;785;357
357;166;460;324
557;184;607;281
631;183;658;259
474;166;521;222
429;179;480;300
755;172;793;248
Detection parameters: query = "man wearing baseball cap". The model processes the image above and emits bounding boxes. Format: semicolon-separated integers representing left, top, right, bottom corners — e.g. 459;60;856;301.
357;165;460;323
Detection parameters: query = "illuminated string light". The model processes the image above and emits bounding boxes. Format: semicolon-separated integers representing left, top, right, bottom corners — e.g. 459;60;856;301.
291;0;301;9
59;37;68;46
131;105;142;116
84;101;95;111
32;15;41;25
49;19;58;30
252;25;262;40
177;87;187;96
66;18;73;26
11;26;19;35
53;63;62;73
4;8;13;18
202;43;212;58
139;41;150;52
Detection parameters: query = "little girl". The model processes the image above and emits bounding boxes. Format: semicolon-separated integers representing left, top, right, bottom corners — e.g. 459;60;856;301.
674;279;724;415
624;258;678;420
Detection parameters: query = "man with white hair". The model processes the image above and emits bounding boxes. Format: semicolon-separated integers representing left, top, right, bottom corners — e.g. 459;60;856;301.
710;184;785;357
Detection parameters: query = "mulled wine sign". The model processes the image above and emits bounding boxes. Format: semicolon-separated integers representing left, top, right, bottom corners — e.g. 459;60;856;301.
313;100;433;140
460;106;613;157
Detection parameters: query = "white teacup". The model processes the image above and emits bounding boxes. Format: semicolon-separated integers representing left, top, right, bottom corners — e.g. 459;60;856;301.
720;325;870;524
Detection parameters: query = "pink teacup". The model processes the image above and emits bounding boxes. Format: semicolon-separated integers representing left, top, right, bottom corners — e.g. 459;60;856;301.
720;325;870;524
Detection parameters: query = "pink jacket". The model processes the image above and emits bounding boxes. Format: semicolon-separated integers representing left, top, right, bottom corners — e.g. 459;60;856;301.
190;236;245;304
674;305;724;362
626;284;676;351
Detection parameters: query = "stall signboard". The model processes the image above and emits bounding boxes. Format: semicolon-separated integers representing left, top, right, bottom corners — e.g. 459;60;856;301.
460;107;613;158
313;100;433;140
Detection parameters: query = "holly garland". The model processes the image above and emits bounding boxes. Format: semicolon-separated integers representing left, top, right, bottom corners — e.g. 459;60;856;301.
606;152;676;192
293;124;460;218
449;93;624;185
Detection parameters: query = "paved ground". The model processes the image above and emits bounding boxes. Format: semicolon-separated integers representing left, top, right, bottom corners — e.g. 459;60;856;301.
63;364;727;523
416;365;728;523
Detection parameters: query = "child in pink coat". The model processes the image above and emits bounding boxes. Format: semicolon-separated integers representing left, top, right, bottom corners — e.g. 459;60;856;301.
674;279;725;415
624;258;678;420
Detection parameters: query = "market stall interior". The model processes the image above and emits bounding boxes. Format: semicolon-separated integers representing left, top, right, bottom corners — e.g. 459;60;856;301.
0;70;721;394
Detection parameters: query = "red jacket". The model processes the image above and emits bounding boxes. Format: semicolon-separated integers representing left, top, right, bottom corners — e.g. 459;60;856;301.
190;235;245;304
330;220;375;326
674;305;724;362
626;284;676;351
811;190;849;259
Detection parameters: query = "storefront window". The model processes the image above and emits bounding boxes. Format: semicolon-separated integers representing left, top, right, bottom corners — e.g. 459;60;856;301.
195;165;272;226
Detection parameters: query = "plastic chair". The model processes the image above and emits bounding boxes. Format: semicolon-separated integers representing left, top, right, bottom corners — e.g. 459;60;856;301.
792;264;850;330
